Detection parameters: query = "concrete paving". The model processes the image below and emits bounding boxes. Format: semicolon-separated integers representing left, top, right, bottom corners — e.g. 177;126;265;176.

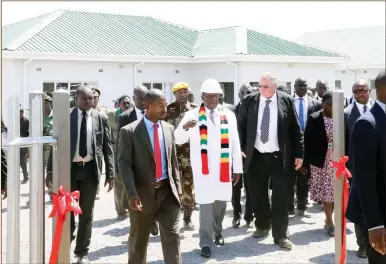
2;174;367;263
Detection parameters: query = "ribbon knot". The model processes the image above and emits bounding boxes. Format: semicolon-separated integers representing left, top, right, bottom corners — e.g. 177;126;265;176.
333;156;352;180
49;185;82;264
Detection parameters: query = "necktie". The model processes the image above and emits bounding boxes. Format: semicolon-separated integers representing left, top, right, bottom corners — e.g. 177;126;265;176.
153;123;162;180
260;100;271;144
210;110;215;126
298;97;305;132
363;105;368;113
79;111;87;158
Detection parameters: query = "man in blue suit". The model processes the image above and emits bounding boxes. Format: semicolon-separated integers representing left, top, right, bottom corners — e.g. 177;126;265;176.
346;69;386;264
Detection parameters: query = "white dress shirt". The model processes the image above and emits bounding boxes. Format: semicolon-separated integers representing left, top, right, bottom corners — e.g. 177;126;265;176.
73;109;94;162
294;94;309;125
254;93;280;153
135;107;145;120
355;101;373;115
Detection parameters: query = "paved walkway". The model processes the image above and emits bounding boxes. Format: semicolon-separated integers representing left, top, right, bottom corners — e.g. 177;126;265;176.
2;175;367;263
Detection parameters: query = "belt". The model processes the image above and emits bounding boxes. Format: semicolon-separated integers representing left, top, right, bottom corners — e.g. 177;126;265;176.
154;179;168;189
72;160;94;167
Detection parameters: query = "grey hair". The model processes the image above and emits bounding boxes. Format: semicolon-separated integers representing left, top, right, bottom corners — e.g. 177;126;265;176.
260;72;278;85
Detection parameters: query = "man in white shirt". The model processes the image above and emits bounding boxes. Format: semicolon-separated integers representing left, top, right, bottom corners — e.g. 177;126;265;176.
175;79;243;258
238;72;304;251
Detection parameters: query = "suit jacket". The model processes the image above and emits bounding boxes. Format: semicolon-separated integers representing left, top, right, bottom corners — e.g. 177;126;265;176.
1;120;7;134
20;117;29;138
47;108;115;182
118;119;182;214
344;101;375;173
237;91;304;171
303;111;328;168
346;103;386;229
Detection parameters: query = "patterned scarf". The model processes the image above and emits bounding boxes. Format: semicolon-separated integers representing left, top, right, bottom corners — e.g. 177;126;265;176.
198;103;230;182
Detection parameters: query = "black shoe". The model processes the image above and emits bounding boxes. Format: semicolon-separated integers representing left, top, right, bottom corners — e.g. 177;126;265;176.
184;220;195;230
232;217;241;228
214;235;224;246
357;246;367;258
288;209;295;216
200;247;211;258
151;221;159;236
297;210;311;218
76;255;90;264
71;235;76;242
245;220;253;228
21;178;29;184
116;213;128;221
253;228;269;238
274;238;293;250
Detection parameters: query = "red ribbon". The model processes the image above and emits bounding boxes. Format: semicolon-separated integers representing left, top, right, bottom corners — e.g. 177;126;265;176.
48;185;82;264
333;156;352;264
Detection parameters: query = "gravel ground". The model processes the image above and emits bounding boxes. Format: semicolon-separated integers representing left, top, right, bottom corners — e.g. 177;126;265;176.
2;173;367;264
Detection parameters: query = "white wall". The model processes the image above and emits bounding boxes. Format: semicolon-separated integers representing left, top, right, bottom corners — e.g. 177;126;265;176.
334;68;383;97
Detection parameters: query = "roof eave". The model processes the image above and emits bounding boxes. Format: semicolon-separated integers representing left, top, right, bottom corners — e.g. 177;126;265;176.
335;64;386;70
2;51;348;65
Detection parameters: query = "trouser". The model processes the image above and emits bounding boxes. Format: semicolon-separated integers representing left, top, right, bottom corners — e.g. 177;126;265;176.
20;148;28;179
128;182;181;264
180;166;195;219
231;174;253;221
114;172;128;215
44;146;52;198
70;161;99;257
247;149;289;240
359;223;386;264
96;156;103;195
199;200;227;248
287;167;309;211
354;223;365;247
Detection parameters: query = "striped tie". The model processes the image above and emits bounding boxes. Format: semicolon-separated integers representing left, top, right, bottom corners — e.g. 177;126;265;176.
298;97;305;132
260;100;271;144
363;105;368;113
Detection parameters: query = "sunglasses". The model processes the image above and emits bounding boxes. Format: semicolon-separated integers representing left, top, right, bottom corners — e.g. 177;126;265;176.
353;89;369;95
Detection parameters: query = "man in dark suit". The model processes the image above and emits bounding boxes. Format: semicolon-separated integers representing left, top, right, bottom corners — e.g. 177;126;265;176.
46;86;114;264
20;108;29;184
344;79;374;258
346;70;386;264
2;119;7;199
118;89;182;264
314;79;328;101
238;72;304;250
288;77;321;217
221;83;255;228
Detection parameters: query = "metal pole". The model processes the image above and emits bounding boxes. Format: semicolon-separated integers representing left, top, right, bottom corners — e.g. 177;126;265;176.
6;95;21;263
333;90;345;264
52;89;71;263
29;91;46;263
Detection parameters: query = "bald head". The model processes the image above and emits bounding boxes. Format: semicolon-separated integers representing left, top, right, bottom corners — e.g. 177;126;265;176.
294;77;308;97
133;85;149;110
239;83;253;100
352;79;370;105
352;79;368;89
316;79;328;97
143;88;165;104
276;85;286;92
76;85;94;111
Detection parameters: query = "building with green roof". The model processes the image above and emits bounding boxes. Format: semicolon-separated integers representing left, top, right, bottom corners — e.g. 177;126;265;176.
2;9;348;116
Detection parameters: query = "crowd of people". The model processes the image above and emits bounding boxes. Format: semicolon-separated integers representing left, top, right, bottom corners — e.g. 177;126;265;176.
1;69;385;264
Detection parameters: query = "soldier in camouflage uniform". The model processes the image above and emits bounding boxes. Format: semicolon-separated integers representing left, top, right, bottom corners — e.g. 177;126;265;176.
165;82;198;229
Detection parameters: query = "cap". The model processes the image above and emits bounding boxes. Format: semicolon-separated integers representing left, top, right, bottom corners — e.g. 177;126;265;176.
92;88;101;97
44;93;53;102
172;82;189;93
200;79;223;94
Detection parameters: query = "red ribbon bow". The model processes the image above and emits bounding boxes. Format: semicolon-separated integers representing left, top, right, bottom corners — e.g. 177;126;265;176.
49;185;82;264
332;156;352;264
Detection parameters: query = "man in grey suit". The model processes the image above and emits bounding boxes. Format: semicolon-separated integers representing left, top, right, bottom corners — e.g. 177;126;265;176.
118;89;182;264
46;86;114;264
344;79;374;258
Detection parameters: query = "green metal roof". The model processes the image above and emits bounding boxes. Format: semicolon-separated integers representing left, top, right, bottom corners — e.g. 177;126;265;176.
2;10;345;58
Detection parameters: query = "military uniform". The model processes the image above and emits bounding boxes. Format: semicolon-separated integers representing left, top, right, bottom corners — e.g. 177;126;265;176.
166;101;198;224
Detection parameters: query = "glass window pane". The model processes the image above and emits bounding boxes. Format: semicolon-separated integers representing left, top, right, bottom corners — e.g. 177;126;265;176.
56;82;69;90
153;83;162;90
142;83;151;90
70;83;81;91
43;82;55;93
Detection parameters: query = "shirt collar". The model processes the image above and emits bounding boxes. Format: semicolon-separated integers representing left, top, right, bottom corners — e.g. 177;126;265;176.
294;93;308;102
375;100;386;113
204;105;219;114
260;92;278;103
78;108;91;116
143;115;161;129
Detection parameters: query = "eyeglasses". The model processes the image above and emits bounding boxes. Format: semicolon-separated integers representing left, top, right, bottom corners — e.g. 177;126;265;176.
353;89;369;95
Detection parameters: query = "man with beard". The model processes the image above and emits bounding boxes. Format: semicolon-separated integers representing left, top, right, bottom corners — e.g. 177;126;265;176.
165;82;198;230
344;79;374;258
221;83;255;228
108;95;132;219
288;77;321;217
118;89;182;264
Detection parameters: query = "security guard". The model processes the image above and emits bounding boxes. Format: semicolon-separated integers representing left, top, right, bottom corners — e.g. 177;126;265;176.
165;82;198;229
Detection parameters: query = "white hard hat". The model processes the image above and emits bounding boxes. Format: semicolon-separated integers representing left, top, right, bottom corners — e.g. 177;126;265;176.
200;79;223;94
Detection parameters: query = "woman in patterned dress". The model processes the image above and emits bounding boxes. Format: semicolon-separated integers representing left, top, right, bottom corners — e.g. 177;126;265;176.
302;91;335;236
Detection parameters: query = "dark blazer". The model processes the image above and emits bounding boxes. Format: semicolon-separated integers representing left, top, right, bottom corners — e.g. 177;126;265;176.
20;117;29;138
118;119;182;214
237;91;304;171
346;103;386;229
47;108;115;182
223;103;236;114
303;111;328;168
344;101;375;173
293;95;322;120
2;120;7;190
1;120;7;134
119;108;138;131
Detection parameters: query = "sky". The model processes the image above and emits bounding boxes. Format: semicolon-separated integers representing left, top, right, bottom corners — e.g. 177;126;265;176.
2;1;385;40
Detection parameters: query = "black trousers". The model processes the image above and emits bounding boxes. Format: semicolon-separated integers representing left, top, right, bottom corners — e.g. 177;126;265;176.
70;161;99;257
231;173;253;221
287;168;309;211
247;149;289;240
359;224;386;264
347;179;366;248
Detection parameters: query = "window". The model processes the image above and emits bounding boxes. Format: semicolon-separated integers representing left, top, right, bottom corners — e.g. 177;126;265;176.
153;83;162;90
142;83;151;90
219;82;234;104
335;80;342;89
43;83;55;94
369;79;375;89
250;82;259;87
142;82;163;90
43;81;97;92
56;83;68;90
